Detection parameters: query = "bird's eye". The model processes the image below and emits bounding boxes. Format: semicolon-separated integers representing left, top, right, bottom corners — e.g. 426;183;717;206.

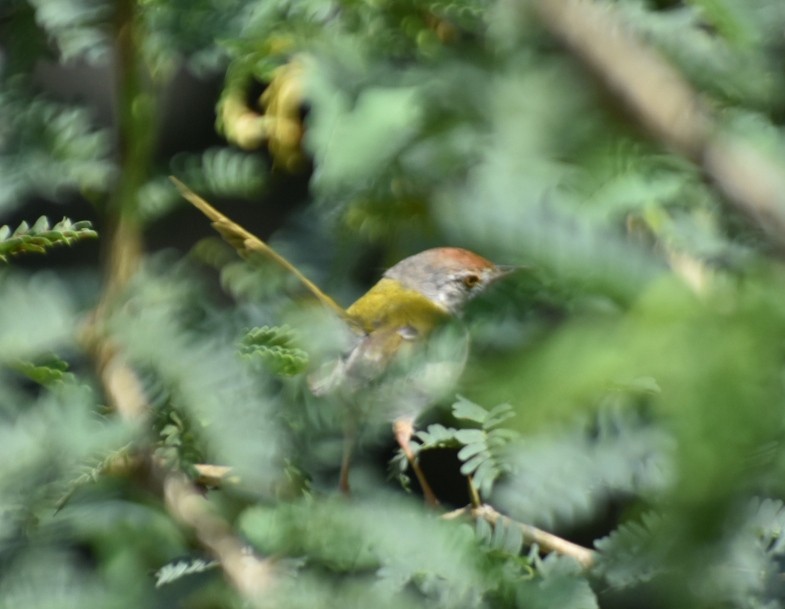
462;274;480;289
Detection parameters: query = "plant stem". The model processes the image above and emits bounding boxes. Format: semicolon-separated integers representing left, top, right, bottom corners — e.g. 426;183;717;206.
103;0;154;303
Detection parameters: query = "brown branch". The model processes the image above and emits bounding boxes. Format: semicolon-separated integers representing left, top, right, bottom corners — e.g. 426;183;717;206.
443;504;596;569
82;4;277;603
85;335;277;603
533;0;785;250
163;474;275;599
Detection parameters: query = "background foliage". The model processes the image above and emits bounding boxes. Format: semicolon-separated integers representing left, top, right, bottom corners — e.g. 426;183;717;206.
3;0;785;607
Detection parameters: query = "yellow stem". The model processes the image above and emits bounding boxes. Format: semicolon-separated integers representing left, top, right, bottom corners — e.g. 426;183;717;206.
170;177;348;320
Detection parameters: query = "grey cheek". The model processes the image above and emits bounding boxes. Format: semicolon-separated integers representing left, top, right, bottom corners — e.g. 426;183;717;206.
438;288;463;313
437;290;454;309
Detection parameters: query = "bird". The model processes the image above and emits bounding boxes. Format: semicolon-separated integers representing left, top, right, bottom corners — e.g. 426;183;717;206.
309;247;514;505
171;178;514;505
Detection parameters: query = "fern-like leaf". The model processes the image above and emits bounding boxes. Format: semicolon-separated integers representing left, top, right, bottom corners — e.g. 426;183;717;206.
138;148;268;222
27;0;113;64
414;422;463;450
452;397;518;498
402;398;518;499
596;497;785;605
154;556;220;588
110;267;287;492
11;354;74;385
0;217;97;262
175;147;267;197
54;442;137;512
0;91;116;211
494;403;672;530
155;408;204;471
593;511;668;589
239;495;486;604
526;553;599;609
239;325;309;376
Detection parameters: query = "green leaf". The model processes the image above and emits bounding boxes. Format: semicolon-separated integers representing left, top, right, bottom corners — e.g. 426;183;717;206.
457;441;488;461
416;423;458;445
110;268;287;493
11;355;73;385
448;397;520;498
495;408;671;529
524;554;598;609
490;515;523;555
484;404;516;429
306;64;424;198
460;452;489;476
53;442;136;512
154;557;220;588
0;90;116;212
475;515;493;544
27;0;113;63
143;147;268;221
0;216;97;262
0;273;75;362
239;325;309;376
240;495;486;602
452;396;490;424
454;429;486;444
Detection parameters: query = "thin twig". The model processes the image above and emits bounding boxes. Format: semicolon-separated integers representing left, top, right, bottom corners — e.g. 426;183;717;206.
533;0;785;250
467;476;483;509
443;503;596;569
441;506;469;521
171;177;349;320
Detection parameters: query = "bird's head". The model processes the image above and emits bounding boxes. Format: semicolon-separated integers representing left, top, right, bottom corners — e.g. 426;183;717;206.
384;247;515;315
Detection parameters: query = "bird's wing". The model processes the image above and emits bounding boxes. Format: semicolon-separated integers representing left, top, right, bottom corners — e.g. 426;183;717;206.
308;325;413;396
365;322;470;422
311;320;470;424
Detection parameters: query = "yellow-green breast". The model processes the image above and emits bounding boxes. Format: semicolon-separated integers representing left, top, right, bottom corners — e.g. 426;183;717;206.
346;278;451;337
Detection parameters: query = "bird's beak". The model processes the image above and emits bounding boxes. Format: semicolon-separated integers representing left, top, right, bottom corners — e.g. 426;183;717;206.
494;264;529;279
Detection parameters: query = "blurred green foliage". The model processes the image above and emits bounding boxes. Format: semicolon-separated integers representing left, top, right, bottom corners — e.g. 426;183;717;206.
4;0;785;607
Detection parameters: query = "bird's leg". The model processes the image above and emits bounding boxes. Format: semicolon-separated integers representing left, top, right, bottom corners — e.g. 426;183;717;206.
339;422;355;496
393;418;439;507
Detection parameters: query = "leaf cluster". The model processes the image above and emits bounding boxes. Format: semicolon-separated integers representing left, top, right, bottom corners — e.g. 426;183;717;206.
412;397;518;499
0;87;116;213
0;216;97;261
240;325;309;376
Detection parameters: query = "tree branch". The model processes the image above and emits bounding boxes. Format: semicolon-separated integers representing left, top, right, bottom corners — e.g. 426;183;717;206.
83;6;277;598
533;0;785;250
85;334;277;604
443;503;596;569
163;474;275;599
